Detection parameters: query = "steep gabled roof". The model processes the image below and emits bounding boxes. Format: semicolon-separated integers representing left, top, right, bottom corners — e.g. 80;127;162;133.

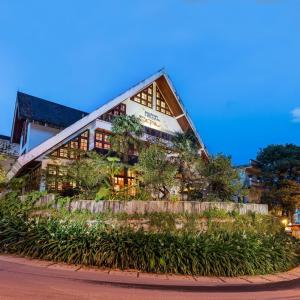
17;91;88;127
8;70;207;179
11;92;88;143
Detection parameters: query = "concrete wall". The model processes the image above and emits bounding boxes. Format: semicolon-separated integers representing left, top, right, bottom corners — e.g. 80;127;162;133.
35;194;268;215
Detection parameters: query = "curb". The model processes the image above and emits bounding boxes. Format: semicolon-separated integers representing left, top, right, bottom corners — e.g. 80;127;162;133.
0;253;300;290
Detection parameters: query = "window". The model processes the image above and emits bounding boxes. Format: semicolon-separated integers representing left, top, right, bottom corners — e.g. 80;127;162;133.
51;130;89;159
144;126;173;141
156;87;172;116
25;166;41;192
95;130;111;150
113;168;136;195
46;164;76;192
131;84;153;108
99;103;126;122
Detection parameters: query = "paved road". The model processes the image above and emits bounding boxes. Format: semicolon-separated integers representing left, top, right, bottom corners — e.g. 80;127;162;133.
0;255;300;300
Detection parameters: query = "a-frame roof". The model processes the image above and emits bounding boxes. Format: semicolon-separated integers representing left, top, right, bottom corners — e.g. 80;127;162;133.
8;70;207;179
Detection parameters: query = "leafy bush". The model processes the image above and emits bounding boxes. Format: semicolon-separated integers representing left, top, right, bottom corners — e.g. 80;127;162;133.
202;208;229;219
0;214;298;276
0;194;298;276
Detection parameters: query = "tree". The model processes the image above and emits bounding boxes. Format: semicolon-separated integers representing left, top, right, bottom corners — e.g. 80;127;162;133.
257;144;300;181
110;115;144;163
65;152;108;198
65;152;123;199
0;154;8;192
262;180;300;219
200;154;245;202
0;155;6;187
257;144;300;218
136;144;177;200
171;131;202;200
96;156;124;200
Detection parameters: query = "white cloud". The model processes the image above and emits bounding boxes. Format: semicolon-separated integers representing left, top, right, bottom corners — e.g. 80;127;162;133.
291;108;300;123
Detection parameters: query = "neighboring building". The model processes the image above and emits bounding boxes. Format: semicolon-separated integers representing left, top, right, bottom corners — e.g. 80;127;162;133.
0;135;19;174
11;91;88;155
0;134;19;157
7;71;208;193
237;160;264;203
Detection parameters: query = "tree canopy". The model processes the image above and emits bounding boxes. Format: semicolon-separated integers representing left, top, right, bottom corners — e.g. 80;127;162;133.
257;144;300;218
110;115;144;163
136;144;177;200
257;144;300;180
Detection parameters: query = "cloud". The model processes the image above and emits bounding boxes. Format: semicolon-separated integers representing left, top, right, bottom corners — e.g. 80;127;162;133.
291;108;300;123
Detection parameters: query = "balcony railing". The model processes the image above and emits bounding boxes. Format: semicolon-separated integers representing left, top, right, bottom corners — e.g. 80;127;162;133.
98;114;174;142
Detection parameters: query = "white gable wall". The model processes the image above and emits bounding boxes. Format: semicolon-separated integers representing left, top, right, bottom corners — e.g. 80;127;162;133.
123;98;183;134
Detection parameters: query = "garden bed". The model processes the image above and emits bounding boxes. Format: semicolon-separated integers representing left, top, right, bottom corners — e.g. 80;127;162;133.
1;192;299;277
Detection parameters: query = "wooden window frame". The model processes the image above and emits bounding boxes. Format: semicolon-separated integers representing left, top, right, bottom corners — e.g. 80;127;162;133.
114;168;136;195
156;86;172;116
131;84;153;108
46;164;76;192
51;130;89;159
99;103;126;122
95;129;112;150
144;126;173;141
25;165;41;192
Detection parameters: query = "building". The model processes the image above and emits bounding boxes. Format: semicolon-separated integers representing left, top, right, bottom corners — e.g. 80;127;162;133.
0;135;19;176
6;70;208;193
236;160;265;203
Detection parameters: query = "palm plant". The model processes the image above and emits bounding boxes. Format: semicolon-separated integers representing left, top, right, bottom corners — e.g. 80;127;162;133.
110;115;144;163
96;156;124;200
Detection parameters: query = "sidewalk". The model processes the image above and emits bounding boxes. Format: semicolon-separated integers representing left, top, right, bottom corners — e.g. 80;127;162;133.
1;253;300;289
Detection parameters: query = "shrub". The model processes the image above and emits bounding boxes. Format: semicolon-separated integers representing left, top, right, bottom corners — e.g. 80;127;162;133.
0;213;299;276
0;194;298;277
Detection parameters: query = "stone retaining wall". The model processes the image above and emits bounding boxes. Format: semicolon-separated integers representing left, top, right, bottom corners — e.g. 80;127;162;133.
34;194;268;215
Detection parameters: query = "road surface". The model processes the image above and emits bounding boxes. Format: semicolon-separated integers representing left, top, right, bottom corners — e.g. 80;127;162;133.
0;255;300;300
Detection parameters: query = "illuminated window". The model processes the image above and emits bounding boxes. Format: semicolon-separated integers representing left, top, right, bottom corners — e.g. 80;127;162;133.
100;103;126;122
59;145;69;158
131;85;153;108
46;164;76;192
51;130;89;159
113;169;136;195
80;138;88;151
156;87;172;116
95;130;111;150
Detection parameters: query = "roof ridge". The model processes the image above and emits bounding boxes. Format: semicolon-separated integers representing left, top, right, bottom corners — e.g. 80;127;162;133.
17;91;88;114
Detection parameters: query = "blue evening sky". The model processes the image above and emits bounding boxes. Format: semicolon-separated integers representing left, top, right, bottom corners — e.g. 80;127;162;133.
0;0;299;165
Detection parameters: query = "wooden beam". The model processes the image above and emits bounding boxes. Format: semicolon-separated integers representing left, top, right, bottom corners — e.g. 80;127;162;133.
156;76;183;117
